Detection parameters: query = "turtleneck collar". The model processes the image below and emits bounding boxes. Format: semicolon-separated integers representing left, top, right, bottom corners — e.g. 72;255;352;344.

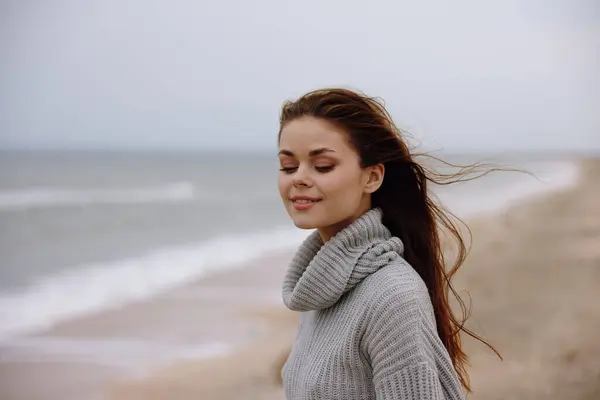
282;208;404;311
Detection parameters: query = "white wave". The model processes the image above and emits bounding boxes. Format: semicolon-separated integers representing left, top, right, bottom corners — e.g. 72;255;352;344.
0;182;196;210
0;160;581;340
0;226;308;340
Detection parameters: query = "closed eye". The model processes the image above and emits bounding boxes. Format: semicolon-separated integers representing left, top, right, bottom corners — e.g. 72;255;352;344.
315;166;334;173
279;166;334;173
279;167;297;174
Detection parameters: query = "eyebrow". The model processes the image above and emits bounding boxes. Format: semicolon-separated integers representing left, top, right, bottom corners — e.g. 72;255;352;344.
278;147;336;157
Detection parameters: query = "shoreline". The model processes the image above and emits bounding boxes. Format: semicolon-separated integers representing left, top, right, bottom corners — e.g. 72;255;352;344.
0;158;580;341
0;157;596;400
0;248;298;400
109;157;600;400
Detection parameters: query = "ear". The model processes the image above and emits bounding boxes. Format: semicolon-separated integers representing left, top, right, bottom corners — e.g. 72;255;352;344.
364;164;385;194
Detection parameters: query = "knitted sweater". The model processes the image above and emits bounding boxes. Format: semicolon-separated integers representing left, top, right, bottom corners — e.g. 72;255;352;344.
281;208;465;399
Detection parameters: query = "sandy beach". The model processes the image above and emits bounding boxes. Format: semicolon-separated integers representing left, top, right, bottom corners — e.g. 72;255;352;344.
4;2;596;399
1;157;598;400
105;157;600;400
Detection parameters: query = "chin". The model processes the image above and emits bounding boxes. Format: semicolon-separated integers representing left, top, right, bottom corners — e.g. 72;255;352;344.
288;210;324;230
292;217;319;230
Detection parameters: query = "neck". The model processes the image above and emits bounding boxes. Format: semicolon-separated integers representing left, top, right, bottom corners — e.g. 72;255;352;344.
317;198;372;242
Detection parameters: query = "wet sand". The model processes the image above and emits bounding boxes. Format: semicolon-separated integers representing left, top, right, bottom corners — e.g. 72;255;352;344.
0;249;295;400
1;158;598;400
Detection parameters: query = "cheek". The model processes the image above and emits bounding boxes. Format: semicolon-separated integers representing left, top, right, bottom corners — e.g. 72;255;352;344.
321;169;363;199
278;175;291;199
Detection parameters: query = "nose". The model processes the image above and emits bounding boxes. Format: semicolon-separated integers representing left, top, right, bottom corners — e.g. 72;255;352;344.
293;178;311;188
292;166;312;188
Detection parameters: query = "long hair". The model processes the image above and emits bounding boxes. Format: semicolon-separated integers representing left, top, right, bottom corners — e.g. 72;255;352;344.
278;88;502;392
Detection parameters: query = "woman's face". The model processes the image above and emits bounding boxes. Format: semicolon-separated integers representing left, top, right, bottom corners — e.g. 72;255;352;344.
278;116;383;241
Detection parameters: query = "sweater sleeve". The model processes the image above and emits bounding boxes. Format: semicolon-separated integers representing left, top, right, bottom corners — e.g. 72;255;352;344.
364;285;465;400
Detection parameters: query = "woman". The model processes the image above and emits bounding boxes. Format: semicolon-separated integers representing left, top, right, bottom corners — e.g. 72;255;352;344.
277;88;497;399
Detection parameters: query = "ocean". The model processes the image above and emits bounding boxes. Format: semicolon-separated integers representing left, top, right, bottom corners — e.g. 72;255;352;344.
0;150;580;340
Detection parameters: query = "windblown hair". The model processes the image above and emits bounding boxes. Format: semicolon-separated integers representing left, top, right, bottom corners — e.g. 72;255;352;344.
278;88;502;392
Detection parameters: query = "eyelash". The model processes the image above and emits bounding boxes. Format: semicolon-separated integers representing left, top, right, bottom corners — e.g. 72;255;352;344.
279;166;334;174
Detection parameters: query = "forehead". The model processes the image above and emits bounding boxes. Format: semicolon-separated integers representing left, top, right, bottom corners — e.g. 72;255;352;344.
279;117;353;154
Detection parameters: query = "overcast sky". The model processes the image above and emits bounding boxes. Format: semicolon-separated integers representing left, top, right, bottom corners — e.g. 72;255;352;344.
1;0;598;152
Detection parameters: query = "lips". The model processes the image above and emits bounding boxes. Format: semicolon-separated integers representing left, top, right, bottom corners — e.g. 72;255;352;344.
293;199;318;204
290;196;321;203
290;196;321;210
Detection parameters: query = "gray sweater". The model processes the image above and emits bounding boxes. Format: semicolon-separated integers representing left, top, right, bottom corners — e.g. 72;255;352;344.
281;208;465;399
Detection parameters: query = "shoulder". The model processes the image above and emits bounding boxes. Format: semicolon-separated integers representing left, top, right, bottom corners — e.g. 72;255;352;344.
359;258;436;326
361;258;431;306
358;258;440;359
